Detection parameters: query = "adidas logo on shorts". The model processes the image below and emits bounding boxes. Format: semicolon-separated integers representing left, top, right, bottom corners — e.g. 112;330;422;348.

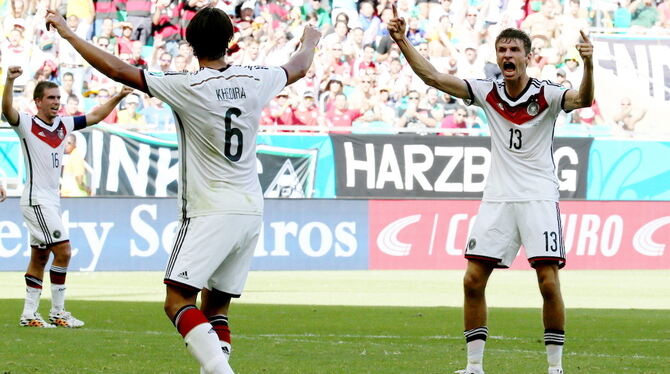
177;270;189;279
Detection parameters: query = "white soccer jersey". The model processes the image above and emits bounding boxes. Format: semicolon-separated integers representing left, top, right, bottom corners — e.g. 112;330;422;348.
12;112;87;206
465;78;568;202
143;65;287;218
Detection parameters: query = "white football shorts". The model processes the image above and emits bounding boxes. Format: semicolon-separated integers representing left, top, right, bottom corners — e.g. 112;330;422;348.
465;201;565;268
21;204;69;248
164;214;262;297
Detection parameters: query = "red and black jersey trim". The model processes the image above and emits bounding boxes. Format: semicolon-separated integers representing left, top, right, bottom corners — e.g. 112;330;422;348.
485;84;549;125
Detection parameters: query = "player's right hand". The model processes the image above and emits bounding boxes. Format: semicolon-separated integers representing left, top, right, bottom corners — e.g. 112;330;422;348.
6;66;23;80
119;86;135;97
301;25;322;48
45;9;71;37
387;5;407;42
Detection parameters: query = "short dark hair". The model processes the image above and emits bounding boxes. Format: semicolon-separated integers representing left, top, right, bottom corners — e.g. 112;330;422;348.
495;28;532;55
186;7;234;61
33;81;59;100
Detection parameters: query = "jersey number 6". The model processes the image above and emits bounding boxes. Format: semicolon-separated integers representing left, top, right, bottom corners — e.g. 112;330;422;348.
224;107;243;162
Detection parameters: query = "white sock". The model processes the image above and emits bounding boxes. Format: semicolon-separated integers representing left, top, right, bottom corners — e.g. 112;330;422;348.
184;323;234;374
22;287;41;317
467;339;486;367
50;284;66;314
546;344;563;368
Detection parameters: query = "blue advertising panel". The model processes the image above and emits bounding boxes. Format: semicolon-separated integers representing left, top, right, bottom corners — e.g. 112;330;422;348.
0;198;368;271
588;140;670;200
253;199;368;270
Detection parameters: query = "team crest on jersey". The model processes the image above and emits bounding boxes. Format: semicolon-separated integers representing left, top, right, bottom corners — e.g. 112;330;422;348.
57;128;64;139
527;101;540;116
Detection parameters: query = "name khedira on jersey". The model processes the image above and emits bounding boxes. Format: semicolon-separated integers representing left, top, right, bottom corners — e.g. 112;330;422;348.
216;86;247;101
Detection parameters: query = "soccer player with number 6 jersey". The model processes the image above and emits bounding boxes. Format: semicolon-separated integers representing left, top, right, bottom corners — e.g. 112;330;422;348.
388;5;595;374
47;7;321;374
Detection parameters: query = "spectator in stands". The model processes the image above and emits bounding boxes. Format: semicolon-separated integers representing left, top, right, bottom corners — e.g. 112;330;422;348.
142;95;175;132
319;75;344;112
557;0;591;52
92;88;118;123
152;0;183;57
630;0;660;30
129;41;149;69
125;0;152;45
613;96;647;133
65;0;95;39
457;45;485;79
117;93;148;131
572;99;605;126
358;0;381;45
293;90;323;130
267;89;297;127
659;0;670;28
521;1;558;41
396;90;434;130
61;94;84;116
116;22;134;56
325;93;362;133
34;60;60;84
301;0;332;30
92;0;119;37
613;0;634;28
61;133;91;197
440;105;469;135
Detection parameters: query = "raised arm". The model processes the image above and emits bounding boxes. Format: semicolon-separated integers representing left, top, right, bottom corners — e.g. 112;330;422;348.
563;30;594;111
46;10;147;93
281;26;322;86
85;86;133;125
387;5;470;100
2;66;22;126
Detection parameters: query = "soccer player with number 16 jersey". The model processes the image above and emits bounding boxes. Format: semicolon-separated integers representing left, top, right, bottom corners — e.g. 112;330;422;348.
47;6;320;374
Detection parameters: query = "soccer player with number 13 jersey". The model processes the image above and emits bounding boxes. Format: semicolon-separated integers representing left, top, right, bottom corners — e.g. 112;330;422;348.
388;4;595;374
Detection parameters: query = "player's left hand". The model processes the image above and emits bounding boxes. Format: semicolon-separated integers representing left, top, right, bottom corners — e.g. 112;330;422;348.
0;185;6;202
45;9;71;37
575;30;593;66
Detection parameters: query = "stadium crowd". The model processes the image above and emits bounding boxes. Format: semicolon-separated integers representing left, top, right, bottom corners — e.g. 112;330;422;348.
0;0;668;135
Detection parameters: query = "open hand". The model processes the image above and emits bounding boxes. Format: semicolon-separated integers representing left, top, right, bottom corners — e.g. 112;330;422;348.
387;5;407;42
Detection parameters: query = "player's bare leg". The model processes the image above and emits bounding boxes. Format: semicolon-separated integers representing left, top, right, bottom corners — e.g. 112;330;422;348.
201;288;233;359
165;285;233;374
20;245;54;327
458;260;495;374
536;262;565;374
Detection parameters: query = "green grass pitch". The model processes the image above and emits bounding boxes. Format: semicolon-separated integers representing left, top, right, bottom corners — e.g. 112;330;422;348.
0;299;668;374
